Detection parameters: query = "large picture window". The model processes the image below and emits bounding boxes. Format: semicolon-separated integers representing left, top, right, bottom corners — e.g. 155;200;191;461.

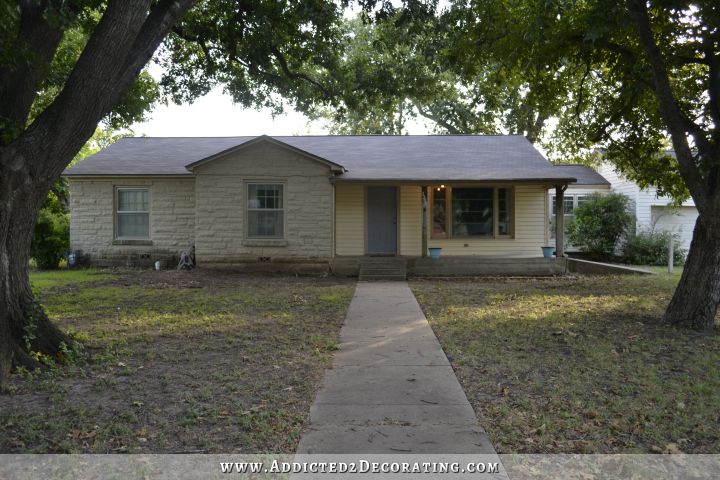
431;186;513;238
116;188;149;239
452;188;494;236
247;183;284;238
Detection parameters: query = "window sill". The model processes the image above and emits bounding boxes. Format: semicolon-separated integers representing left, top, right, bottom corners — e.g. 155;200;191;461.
113;239;153;246
243;239;288;247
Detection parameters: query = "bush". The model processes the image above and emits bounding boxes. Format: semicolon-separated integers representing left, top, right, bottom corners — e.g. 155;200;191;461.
566;193;634;258
31;208;70;270
622;229;686;266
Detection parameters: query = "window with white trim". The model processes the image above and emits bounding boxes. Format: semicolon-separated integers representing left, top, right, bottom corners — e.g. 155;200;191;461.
247;183;284;239
116;188;150;239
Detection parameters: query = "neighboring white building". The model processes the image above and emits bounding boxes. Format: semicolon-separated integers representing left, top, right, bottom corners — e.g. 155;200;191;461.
598;163;698;251
547;163;698;252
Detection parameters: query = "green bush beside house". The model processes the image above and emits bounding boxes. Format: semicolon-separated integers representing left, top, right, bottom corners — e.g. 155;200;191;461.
623;229;686;266
566;193;635;259
31;189;70;270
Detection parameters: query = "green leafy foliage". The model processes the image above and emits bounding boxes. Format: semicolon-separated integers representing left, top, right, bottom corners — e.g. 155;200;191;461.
317;7;573;138
31;206;69;270
623;229;686;266
566;193;634;257
158;0;350;116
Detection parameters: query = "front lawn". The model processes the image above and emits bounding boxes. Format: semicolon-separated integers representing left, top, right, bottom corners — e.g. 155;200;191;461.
1;269;354;453
29;268;117;290
412;273;720;454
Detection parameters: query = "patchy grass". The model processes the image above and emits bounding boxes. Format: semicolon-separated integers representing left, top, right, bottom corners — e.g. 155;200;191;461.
1;269;354;453
30;269;117;291
412;273;720;454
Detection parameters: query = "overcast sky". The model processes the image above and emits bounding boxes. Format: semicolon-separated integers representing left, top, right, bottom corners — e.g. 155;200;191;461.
130;82;434;137
131;86;326;137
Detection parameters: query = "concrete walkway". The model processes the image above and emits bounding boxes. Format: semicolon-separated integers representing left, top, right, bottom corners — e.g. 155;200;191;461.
297;281;496;454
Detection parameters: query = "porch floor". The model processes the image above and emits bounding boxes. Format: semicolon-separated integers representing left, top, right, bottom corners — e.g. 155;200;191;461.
332;256;567;278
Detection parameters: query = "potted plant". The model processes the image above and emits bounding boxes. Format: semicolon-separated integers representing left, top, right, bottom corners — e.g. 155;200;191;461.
428;247;442;260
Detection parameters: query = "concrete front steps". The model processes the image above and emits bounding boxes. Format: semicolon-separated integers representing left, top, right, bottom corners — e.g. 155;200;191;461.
358;257;407;281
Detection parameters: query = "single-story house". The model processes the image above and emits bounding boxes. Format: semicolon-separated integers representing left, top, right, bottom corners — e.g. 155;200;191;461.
64;135;579;276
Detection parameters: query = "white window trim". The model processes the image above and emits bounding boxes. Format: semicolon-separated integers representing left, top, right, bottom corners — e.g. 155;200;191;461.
245;182;286;240
551;194;590;217
115;187;151;240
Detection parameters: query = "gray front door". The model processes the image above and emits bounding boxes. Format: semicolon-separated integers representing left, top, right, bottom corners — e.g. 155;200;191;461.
367;186;397;255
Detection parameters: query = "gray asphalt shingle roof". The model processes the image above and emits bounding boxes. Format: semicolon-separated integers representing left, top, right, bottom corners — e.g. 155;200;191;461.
64;135;578;183
551;164;610;185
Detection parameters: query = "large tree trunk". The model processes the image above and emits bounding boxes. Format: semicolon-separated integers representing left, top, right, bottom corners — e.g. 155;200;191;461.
0;171;71;387
0;0;195;389
663;214;720;330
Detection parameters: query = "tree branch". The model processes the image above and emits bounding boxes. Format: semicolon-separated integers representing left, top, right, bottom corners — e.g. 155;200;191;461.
271;46;331;99
414;103;462;134
705;46;720;129
0;1;66;141
17;0;196;186
171;25;216;74
628;0;709;208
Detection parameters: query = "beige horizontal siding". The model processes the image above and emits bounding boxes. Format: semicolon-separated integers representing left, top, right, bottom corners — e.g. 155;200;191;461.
429;185;548;257
335;184;365;255
399;185;422;256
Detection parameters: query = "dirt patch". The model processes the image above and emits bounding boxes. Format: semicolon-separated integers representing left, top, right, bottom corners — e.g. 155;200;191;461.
1;269;355;453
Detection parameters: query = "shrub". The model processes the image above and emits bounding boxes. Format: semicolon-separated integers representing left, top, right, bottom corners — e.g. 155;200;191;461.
622;229;686;266
31;208;70;270
566;192;634;258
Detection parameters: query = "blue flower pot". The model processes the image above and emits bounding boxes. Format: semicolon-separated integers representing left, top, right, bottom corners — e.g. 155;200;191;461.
541;246;555;258
429;247;442;260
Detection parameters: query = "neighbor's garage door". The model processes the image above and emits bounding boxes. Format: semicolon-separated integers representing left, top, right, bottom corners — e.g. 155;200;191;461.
651;206;699;251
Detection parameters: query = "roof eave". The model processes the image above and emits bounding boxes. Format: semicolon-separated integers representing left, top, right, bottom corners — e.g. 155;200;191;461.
331;177;578;184
63;173;193;178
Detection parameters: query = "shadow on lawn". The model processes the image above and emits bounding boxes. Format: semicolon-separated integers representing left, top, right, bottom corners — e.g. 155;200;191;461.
0;271;355;454
411;276;720;454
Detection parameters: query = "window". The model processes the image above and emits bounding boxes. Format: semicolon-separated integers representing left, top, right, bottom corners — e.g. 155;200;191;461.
551;195;575;215
431;186;513;238
550;194;587;239
432;186;448;236
452;188;494;236
247;183;284;238
498;188;511;235
116;188;149;239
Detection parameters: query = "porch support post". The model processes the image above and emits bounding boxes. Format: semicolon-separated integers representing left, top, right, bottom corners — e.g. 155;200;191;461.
421;185;429;257
555;184;567;257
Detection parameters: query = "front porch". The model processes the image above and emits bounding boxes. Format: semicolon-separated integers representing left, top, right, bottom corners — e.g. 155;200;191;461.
331;256;567;278
334;183;571;261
